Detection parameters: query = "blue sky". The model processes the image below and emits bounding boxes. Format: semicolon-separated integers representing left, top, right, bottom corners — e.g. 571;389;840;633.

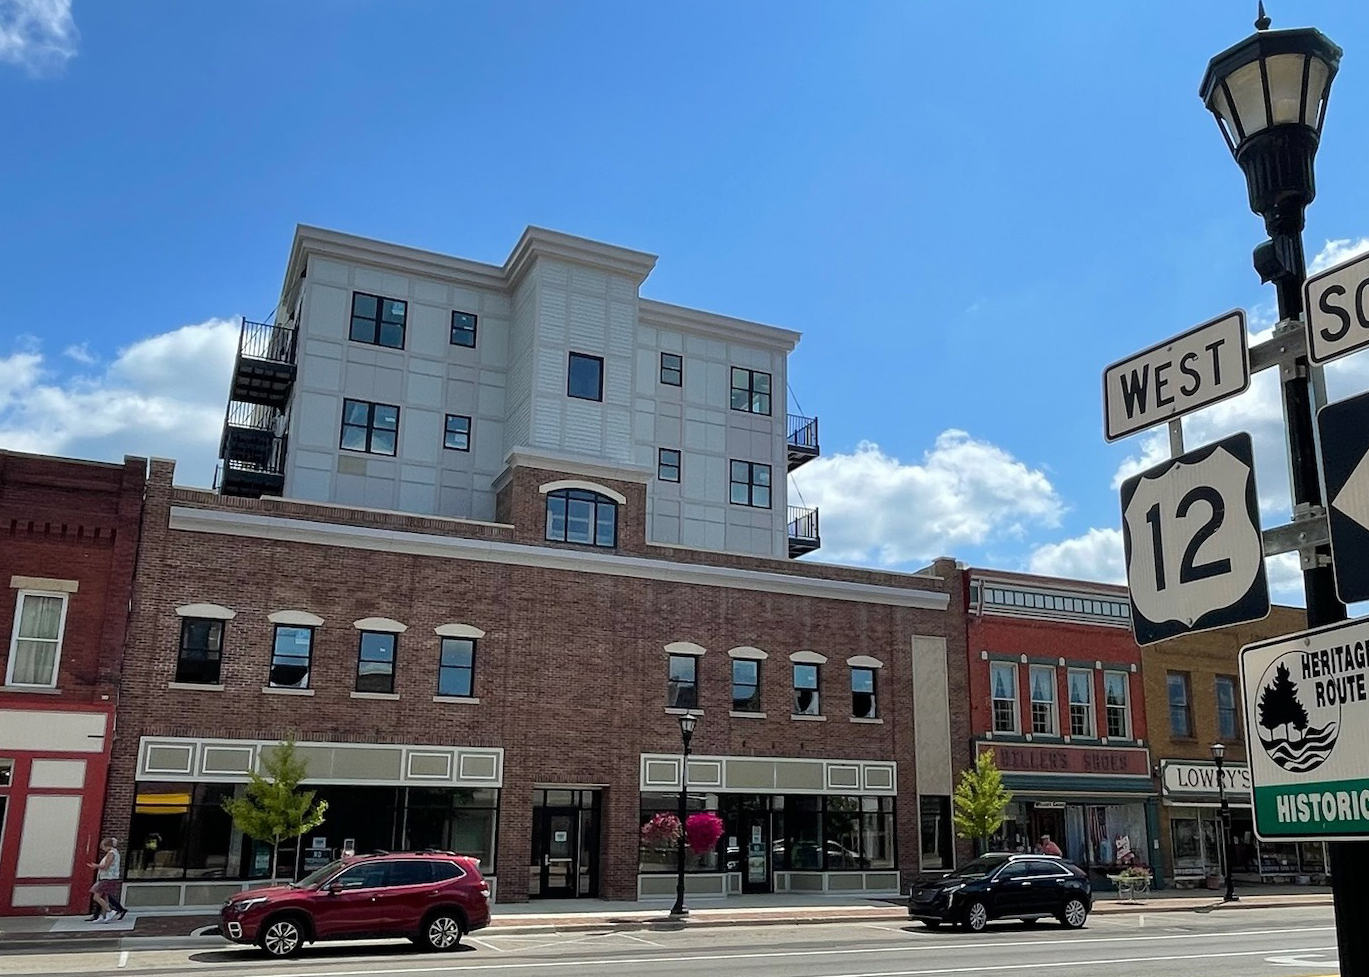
2;0;1368;598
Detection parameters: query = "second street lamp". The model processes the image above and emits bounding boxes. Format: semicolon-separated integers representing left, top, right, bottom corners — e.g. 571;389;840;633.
1210;743;1238;902
670;712;698;917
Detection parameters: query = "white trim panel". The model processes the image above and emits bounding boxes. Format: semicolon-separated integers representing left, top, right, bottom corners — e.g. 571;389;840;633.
175;603;236;620
727;646;768;660
789;650;828;664
353;617;407;633
640;753;896;796
664;641;706;657
434;623;486;638
267;609;324;626
846;655;884;669
537;479;628;505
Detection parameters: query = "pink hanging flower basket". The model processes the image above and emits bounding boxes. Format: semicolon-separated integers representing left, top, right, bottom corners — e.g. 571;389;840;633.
641;813;681;847
685;812;725;854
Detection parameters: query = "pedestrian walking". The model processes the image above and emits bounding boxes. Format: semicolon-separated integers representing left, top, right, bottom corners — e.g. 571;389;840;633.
87;837;127;922
1039;834;1062;857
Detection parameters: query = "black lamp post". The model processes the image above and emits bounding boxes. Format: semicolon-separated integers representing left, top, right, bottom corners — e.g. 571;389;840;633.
1200;7;1366;972
1210;743;1238;902
670;712;698;917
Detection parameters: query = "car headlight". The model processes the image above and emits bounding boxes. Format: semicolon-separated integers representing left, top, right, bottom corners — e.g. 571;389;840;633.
231;897;269;912
943;883;966;900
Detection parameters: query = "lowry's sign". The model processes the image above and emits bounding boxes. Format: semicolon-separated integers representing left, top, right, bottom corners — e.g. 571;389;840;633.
1160;760;1252;800
981;742;1151;778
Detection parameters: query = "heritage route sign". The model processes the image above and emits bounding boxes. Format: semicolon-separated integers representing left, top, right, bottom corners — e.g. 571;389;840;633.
1103;310;1250;442
1241;617;1369;841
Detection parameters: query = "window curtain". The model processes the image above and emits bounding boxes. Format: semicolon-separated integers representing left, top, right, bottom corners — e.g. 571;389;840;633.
11;595;62;685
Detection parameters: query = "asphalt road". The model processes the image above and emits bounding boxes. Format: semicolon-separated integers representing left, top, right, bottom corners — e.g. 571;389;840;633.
0;906;1340;977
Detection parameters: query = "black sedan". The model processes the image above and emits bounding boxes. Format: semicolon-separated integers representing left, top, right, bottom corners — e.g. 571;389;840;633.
908;853;1092;932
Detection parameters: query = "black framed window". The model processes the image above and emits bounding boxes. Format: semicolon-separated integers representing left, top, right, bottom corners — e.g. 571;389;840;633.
568;352;604;401
350;292;406;349
731;658;760;712
269;626;313;689
1168;671;1193;738
730;367;771;415
443;414;471;452
668;654;697;709
660;352;682;386
1216;675;1239;740
851;667;877;719
793;663;820;716
356;632;397;694
729;460;771;508
658;448;680;482
341;399;399;456
438;638;475;697
176;618;224;685
1105;670;1130;738
545;488;617;547
450;310;478;348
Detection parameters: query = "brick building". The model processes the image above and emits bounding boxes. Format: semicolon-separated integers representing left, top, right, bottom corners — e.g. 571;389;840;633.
106;225;969;908
930;565;1156;885
1145;605;1316;888
0;451;145;915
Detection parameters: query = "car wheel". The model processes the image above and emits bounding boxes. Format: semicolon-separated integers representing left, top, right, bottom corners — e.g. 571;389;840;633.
1060;898;1089;929
259;915;305;958
964;900;989;933
420;910;464;951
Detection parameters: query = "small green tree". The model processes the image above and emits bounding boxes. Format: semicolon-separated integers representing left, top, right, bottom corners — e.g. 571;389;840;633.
953;749;1013;853
222;738;328;880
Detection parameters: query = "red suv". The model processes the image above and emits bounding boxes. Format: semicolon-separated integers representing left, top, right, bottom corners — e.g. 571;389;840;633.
220;851;490;957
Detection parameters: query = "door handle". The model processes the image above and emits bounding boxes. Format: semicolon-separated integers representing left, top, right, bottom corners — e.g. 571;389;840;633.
543;854;550;867
1022;882;1032;887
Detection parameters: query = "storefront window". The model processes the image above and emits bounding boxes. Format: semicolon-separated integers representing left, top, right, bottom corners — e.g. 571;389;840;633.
404;787;499;874
860;796;896;869
919;795;952;870
128;783;239;880
638;791;720;872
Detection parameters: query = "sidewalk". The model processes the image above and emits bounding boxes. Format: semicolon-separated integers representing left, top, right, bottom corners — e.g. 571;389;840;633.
0;886;1335;946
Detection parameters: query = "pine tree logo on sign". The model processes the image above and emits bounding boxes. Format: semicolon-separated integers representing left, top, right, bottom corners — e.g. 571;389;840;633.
1256;654;1340;773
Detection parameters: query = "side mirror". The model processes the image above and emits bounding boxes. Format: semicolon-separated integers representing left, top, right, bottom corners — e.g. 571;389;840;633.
326;883;343;896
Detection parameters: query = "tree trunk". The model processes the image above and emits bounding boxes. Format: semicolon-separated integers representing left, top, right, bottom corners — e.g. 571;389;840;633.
270;839;279;882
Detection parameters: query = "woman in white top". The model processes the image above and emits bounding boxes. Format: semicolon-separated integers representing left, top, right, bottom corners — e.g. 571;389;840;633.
86;838;126;922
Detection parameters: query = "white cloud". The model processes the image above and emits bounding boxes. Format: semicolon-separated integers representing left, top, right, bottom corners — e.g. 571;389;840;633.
63;342;95;365
0;318;238;486
1310;237;1369;275
1027;528;1125;584
792;432;1064;567
0;0;77;74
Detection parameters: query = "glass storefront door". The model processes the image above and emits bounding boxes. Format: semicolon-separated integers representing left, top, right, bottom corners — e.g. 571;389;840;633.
529;789;599;899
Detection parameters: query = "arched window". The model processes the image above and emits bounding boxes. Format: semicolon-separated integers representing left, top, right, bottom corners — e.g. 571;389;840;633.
545;489;618;548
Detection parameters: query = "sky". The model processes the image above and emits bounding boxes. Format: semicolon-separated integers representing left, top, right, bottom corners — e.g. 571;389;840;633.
2;0;1369;604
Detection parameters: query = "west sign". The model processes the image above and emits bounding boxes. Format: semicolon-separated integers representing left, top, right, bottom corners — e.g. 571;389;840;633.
1103;310;1250;442
1241;617;1369;841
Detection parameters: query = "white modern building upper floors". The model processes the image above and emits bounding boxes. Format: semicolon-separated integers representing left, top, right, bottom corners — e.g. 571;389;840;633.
219;226;820;560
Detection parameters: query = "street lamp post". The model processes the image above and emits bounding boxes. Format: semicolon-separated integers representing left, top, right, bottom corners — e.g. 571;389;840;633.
1200;7;1368;973
1210;743;1238;902
670;712;698;917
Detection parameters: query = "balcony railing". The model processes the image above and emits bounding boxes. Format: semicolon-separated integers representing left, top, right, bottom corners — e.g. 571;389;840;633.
230;318;298;409
787;505;820;558
787;414;820;470
225;400;281;432
240;319;297;365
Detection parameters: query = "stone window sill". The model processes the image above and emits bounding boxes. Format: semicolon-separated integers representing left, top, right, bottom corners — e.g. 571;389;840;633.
167;682;224;692
350;691;400;701
666;707;702;716
0;684;60;695
730;711;767;719
432;695;481;705
791;714;827;722
261;686;315;696
850;717;884;724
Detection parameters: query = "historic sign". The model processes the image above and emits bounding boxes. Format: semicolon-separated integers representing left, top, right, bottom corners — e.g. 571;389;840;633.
983;742;1151;778
1160;760;1252;800
1241;617;1369;840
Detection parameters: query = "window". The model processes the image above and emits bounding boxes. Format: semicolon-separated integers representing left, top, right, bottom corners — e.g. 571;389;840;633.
793;663;820;715
349;292;406;349
1067;668;1094;737
450;310;477;348
567;352;604;401
443;414;471;452
5;592;67;687
269;626;313;689
920;795;952;870
1168;671;1193;738
729;460;772;508
730;367;772;415
334;861;389;889
176;618;224;685
340;399;399;456
1104;671;1131;738
1029;665;1057;735
667;654;697;709
1216;675;1239;741
385;860;436;887
990;662;1018;733
851;667;877;719
356;632;397;694
438;638;475;697
660;352;682;386
658;448;680;482
544;489;617;547
731;659;760;712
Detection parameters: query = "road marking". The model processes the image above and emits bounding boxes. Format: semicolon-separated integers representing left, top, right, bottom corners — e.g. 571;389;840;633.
190;927;1338;977
117;950;129;969
465;938;505;953
1266;952;1338;967
619;934;662;947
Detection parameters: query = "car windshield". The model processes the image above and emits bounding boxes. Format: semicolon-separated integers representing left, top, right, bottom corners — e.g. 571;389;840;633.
295;860;344;889
950;855;1011;879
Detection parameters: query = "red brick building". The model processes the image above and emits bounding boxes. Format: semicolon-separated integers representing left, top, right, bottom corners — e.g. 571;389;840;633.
930;566;1157;884
106;461;968;908
0;451;145;915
